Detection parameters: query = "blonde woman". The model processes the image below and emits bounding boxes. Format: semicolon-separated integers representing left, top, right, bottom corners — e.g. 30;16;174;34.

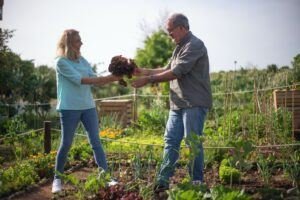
52;29;119;193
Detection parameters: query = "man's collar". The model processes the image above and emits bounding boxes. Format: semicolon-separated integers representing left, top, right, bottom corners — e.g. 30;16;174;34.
178;31;192;46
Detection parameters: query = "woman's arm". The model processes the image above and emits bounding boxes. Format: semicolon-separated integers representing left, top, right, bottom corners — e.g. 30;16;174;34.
81;74;121;86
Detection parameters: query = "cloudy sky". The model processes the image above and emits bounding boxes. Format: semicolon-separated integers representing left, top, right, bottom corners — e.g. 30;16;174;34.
1;0;299;72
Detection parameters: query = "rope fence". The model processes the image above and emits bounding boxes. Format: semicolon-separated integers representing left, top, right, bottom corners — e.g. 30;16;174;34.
1;82;299;107
56;128;300;150
1;83;299;154
1;124;299;152
0;128;44;143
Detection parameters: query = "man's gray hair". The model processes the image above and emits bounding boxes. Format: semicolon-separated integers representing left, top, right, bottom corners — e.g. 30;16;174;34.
169;13;190;30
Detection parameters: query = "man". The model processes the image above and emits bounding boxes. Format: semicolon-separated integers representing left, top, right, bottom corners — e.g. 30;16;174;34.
131;13;212;193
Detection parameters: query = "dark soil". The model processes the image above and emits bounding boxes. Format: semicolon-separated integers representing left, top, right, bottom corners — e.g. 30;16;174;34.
3;160;299;200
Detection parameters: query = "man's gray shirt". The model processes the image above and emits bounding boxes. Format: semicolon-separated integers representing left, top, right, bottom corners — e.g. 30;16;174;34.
167;31;212;110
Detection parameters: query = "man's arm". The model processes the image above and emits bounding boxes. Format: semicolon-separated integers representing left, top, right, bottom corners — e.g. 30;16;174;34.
131;69;176;88
134;67;167;76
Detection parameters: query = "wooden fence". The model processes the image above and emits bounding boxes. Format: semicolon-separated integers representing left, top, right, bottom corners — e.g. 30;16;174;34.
96;99;133;128
273;89;300;139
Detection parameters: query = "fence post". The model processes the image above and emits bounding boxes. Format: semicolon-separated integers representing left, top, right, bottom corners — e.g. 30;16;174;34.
44;121;51;154
133;88;138;122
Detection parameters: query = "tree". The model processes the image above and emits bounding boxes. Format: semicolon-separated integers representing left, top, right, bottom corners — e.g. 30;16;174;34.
0;29;13;52
280;65;289;70
135;29;174;68
23;65;57;119
0;29;14;104
0;29;55;118
267;64;278;73
134;29;175;107
0;51;35;104
0;29;60;133
292;54;300;82
29;65;56;103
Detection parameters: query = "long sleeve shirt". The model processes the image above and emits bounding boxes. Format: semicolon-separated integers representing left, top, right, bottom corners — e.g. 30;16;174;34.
55;56;96;111
166;31;212;110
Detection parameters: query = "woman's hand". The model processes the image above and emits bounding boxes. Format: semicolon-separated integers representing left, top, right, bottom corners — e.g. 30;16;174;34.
112;74;123;81
89;74;123;86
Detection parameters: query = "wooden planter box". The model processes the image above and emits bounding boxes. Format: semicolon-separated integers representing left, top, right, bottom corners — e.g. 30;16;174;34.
96;99;133;128
273;89;300;139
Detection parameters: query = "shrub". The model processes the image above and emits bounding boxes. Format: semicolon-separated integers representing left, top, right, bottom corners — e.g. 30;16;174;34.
137;103;168;135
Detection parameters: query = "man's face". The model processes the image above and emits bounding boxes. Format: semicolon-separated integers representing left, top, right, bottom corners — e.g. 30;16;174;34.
166;19;184;44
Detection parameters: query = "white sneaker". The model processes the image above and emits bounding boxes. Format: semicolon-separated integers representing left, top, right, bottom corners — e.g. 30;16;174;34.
192;180;203;185
52;179;62;193
97;169;118;187
108;179;118;186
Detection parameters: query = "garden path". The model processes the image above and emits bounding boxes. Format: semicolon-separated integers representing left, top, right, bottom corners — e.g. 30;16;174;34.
8;167;94;200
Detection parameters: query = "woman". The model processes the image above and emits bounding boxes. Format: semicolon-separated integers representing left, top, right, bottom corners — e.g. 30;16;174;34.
52;29;120;193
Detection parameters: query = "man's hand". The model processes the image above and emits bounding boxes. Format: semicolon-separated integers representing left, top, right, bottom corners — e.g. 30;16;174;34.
131;76;149;88
133;67;144;76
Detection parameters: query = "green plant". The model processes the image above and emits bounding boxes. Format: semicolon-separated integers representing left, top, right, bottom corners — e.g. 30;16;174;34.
15;131;44;159
219;158;241;184
145;145;155;182
185;131;205;181
28;151;56;178
168;181;251;200
227;139;254;172
0;156;4;164
209;185;251;200
284;150;300;189
131;151;142;180
137;102;168;134
271;108;293;143
3;116;27;160
57;169;110;199
0;161;38;197
167;179;208;200
100;112;123;130
256;154;273;186
69;141;93;162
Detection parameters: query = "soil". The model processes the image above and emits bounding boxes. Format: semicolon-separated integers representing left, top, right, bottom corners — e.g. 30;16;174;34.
2;161;299;200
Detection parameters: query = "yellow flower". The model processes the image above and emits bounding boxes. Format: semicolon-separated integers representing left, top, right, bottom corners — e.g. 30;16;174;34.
50;151;57;155
99;128;123;139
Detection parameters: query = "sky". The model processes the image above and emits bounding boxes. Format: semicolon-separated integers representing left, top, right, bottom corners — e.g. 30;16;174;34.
1;0;299;73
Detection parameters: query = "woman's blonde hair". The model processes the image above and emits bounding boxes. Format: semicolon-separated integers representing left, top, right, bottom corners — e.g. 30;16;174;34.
57;29;81;60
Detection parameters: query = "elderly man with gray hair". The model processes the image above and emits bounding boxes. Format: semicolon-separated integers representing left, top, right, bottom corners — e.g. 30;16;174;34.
132;13;212;194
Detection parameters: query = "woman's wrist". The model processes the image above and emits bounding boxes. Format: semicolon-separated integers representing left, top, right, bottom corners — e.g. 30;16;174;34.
113;75;122;81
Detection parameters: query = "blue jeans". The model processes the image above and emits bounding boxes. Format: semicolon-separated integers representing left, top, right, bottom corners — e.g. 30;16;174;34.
54;108;107;179
157;106;208;187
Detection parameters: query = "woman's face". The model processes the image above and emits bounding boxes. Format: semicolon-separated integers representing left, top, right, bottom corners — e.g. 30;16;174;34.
71;34;82;54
